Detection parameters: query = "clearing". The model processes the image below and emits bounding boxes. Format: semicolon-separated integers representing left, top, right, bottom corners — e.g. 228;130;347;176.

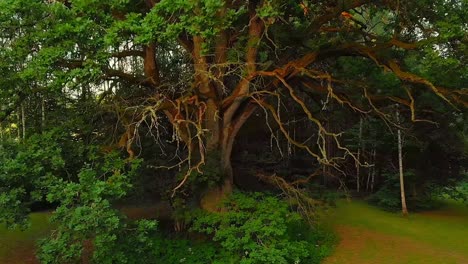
323;200;468;264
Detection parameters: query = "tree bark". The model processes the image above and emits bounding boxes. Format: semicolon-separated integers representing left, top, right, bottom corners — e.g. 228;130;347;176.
198;154;231;211
356;117;363;192
16;107;21;141
41;94;46;132
21;103;26;140
370;147;376;192
200;103;257;211
198;11;263;211
396;106;408;216
143;43;160;86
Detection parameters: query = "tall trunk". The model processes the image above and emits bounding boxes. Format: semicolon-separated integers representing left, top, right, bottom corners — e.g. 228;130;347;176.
199;136;233;212
191;33;229;211
41;94;46;132
356;117;363;192
366;166;371;191
195;10;262;212
370;148;376;192
200;104;257;212
396;106;408;216
21;103;26;140
367;142;376;192
16;107;21;141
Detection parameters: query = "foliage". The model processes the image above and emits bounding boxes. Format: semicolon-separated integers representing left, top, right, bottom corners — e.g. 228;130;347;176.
367;180;403;211
36;154;160;264
436;175;468;204
303;183;343;206
154;237;226;264
176;151;224;191
0;132;65;228
368;171;441;211
192;192;335;264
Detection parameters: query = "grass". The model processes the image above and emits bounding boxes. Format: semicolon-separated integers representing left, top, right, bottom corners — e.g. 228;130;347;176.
323;200;468;264
0;212;52;264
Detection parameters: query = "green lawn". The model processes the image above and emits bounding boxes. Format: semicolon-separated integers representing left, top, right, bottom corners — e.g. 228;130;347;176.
324;200;468;264
0;212;52;264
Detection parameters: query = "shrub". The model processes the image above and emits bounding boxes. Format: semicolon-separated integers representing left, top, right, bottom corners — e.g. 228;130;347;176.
0;132;65;228
191;191;335;264
368;171;441;211
367;183;401;211
36;153;160;264
436;174;468;203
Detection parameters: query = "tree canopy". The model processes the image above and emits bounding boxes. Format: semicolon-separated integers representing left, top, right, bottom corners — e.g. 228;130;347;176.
0;0;467;263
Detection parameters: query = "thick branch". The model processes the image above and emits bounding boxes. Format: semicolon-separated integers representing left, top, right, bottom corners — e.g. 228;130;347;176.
143;43;160;86
103;68;153;87
222;12;264;126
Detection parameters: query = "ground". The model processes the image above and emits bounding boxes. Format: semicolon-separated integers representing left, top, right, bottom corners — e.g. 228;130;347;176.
323;200;468;264
0;213;51;264
1;200;467;263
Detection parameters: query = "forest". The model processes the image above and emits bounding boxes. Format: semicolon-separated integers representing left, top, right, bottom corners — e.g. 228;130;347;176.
0;0;467;263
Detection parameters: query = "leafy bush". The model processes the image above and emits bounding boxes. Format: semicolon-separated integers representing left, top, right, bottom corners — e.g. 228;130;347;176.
368;171;441;211
37;153;160;264
0;132;65;228
191;191;336;264
367;183;401;211
435;174;468;203
305;182;344;206
154;237;227;264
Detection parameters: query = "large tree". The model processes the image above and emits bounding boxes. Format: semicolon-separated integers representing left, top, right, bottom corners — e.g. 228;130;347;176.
1;0;466;209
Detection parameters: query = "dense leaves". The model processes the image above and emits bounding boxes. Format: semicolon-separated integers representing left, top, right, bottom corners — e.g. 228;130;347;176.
37;154;160;264
0;132;65;228
192;192;335;264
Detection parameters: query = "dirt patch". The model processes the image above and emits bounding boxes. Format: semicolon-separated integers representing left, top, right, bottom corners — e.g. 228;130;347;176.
0;240;39;264
324;225;468;264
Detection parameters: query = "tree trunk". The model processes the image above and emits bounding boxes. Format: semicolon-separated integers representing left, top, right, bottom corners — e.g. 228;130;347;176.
371;147;376;192
16;107;21;141
21;103;26;140
199;136;233;212
187;11;262;212
41;94;46;132
356;117;363;192
200;104;257;212
396;107;408;216
366;168;371;191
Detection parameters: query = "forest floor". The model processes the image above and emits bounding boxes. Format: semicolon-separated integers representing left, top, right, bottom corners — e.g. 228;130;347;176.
1;200;467;264
323;200;468;264
0;213;51;264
